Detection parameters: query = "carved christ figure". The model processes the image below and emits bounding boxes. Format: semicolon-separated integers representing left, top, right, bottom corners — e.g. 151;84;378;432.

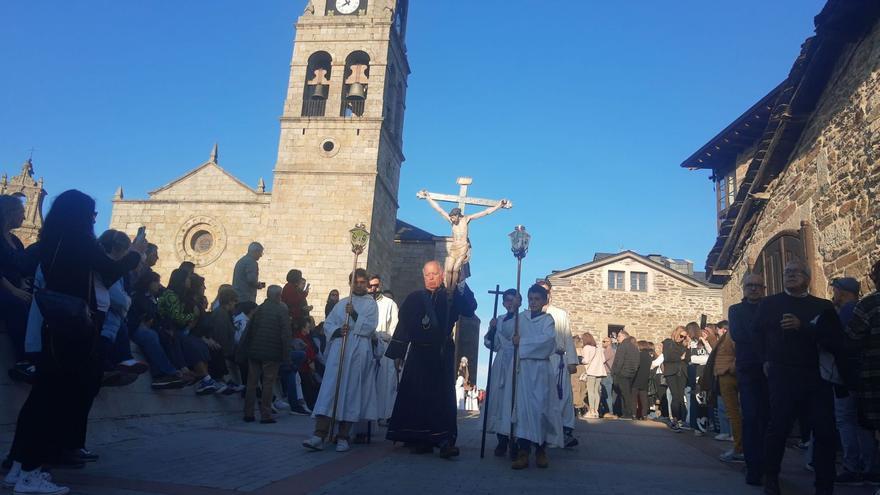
417;190;510;291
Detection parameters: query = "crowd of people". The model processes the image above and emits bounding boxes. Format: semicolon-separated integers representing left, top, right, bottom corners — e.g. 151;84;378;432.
2;189;879;494
0;190;403;494
551;258;880;494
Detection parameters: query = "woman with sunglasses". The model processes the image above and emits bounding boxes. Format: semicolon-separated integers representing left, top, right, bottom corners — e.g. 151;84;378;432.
662;326;690;431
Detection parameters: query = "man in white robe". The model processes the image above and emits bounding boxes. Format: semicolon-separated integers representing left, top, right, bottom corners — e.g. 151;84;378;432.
502;284;559;470
484;288;519;457
303;269;379;453
538;279;579;448
369;275;399;423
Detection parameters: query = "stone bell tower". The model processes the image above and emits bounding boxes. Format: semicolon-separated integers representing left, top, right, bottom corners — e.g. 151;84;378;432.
1;158;46;246
263;0;411;294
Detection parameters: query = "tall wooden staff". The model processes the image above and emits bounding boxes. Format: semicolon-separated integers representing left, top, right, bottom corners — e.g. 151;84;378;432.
507;226;531;447
329;223;370;440
480;284;504;458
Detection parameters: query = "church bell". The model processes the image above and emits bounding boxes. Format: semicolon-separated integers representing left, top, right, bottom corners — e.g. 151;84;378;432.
347;82;366;100
311;84;327;100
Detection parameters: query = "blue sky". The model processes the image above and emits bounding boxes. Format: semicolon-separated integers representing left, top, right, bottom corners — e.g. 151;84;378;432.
1;1;825;386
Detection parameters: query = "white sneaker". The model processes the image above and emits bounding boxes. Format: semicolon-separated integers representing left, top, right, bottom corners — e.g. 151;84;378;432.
297;400;312;414
714;433;731;441
13;469;68;495
302;435;324;451
335;439;351;452
273;399;290;410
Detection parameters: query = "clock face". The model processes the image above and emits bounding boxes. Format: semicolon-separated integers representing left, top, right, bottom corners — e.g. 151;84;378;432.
335;0;360;15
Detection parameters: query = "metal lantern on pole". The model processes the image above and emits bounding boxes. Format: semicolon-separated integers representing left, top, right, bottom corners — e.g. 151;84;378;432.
329;223;370;440
349;223;369;255
509;225;531;259
507;225;530;449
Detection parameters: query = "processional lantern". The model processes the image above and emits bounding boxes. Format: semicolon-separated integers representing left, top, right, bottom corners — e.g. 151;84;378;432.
349;223;370;255
509;225;531;260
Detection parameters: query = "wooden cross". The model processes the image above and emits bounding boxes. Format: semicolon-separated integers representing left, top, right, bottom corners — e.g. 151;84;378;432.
418;177;512;215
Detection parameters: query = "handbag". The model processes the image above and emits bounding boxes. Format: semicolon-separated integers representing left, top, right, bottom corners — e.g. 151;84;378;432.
33;239;95;341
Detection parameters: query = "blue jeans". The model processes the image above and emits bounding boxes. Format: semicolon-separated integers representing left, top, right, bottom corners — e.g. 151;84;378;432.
131;324;178;377
835;389;876;473
600;375;617;415
282;350;307;405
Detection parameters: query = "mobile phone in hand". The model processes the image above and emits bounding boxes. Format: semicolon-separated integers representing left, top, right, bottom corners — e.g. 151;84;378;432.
135;226;147;243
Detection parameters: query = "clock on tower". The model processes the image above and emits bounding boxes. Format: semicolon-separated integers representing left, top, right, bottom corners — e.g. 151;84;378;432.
327;0;367;15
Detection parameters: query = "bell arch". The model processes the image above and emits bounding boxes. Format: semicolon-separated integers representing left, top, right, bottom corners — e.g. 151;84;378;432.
301;51;332;117
340;51;370;117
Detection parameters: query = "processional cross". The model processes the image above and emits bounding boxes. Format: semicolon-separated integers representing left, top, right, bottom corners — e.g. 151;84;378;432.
417;177;512;291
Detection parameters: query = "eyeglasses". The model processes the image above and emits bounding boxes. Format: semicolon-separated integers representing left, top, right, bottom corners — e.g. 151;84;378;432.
368;284;380;288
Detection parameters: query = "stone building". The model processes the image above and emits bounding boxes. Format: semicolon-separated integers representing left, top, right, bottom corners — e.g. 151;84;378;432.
1;158;46;246
545;251;723;344
682;0;880;310
111;0;443;303
109;1;482;376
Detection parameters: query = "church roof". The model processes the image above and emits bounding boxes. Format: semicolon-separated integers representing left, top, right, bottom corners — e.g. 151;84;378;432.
548;250;719;289
680;0;880;282
395;219;437;242
143;145;265;200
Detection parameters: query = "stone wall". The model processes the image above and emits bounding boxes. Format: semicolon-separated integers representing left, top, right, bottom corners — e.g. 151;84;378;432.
548;257;723;344
110;196;271;301
725;20;880;309
389;236;451;304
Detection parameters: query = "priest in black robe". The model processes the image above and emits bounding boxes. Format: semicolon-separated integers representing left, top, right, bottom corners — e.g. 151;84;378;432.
385;260;477;458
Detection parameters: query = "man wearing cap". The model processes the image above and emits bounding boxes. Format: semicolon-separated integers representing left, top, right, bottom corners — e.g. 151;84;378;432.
843;260;880;479
827;277;876;485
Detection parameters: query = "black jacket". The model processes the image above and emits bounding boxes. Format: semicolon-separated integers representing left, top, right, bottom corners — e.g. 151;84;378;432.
662;338;689;377
754;292;835;369
728;299;761;370
611;337;640;378
633;349;653;390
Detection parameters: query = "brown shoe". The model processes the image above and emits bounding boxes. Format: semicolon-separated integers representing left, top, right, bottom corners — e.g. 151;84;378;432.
535;449;549;469
603;414;618;419
511;451;529;470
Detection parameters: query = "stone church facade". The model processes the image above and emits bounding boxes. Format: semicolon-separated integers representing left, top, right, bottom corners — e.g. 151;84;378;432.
545;251;723;345
682;0;880;310
1;159;46;246
111;0;443;304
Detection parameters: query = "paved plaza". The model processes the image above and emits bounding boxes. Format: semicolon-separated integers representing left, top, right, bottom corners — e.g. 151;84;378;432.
2;409;874;495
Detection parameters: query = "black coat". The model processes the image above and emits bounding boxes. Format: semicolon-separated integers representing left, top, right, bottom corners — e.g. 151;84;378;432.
662;338;689;377
385;285;476;446
611;337;640;378
633;349;653;390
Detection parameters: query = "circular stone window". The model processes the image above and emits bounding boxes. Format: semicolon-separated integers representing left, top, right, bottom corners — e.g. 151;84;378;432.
190;230;214;253
320;138;340;157
175;216;227;267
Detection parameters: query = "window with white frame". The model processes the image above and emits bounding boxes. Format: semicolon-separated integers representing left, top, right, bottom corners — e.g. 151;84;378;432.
608;270;625;290
631;271;648;292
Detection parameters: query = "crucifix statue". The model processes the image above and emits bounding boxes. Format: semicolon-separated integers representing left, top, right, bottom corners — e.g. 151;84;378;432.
417;177;512;291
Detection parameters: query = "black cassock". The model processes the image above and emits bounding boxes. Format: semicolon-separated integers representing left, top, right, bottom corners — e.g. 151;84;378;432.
385;285;477;447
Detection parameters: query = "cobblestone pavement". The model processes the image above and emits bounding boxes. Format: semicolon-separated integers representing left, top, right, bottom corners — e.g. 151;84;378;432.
1;411;875;495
